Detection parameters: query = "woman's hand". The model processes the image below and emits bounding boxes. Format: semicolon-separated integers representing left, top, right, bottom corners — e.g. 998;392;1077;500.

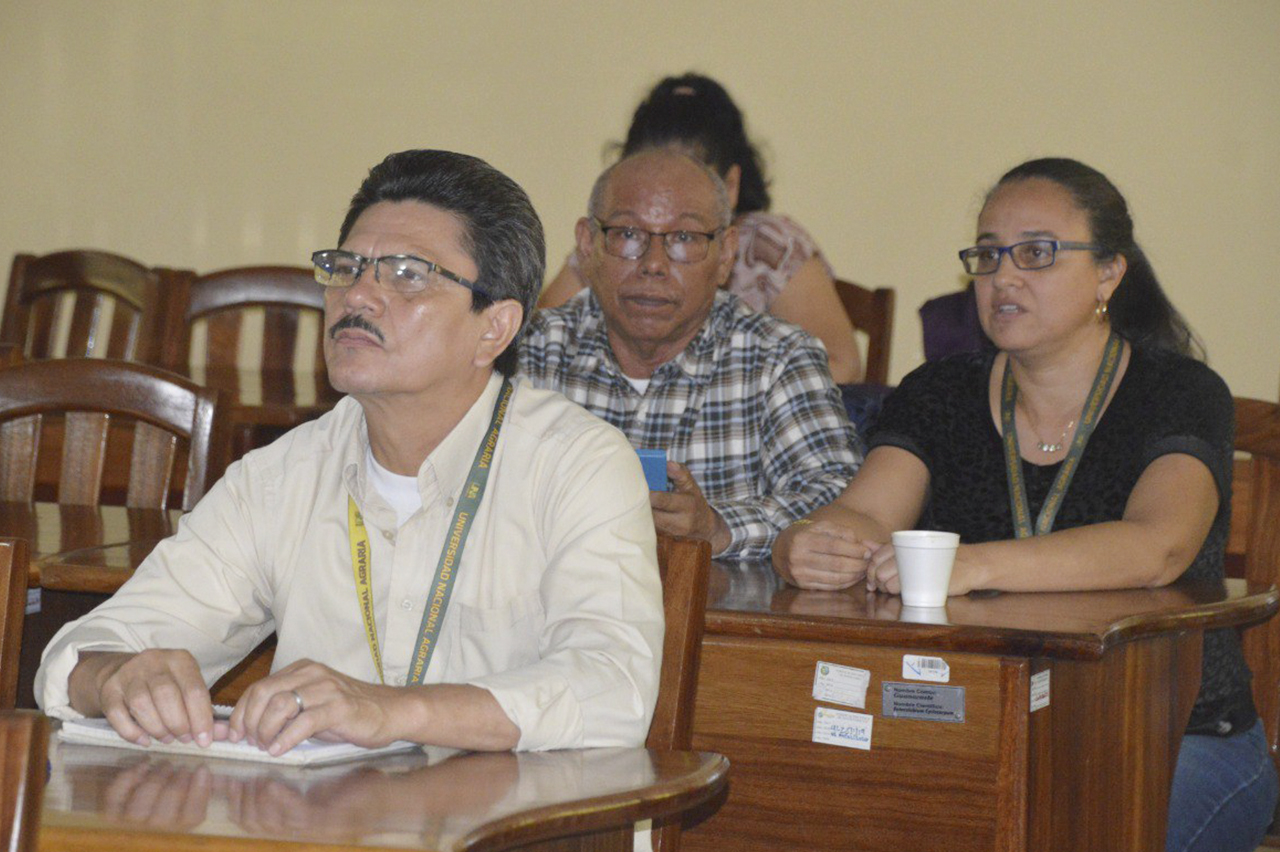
867;542;979;597
773;519;876;590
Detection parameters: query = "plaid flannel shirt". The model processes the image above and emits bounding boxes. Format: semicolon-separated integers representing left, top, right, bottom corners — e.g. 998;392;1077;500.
518;290;862;561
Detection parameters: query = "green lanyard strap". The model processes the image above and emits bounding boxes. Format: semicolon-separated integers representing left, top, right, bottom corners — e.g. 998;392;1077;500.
348;378;514;685
1001;332;1123;539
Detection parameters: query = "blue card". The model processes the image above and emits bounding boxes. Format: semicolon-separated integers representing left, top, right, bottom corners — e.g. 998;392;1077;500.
636;448;669;492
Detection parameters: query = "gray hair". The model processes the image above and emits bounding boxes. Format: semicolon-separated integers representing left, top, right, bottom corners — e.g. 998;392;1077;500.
586;149;732;228
339;149;546;377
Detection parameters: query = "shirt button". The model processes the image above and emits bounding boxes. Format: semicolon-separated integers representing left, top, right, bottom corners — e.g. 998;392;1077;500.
397;675;407;686
382;530;395;543
445;496;454;507
400;598;413;610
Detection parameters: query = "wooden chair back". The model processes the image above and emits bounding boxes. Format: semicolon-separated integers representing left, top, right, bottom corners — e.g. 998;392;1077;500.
647;533;712;852
0;709;47;852
834;279;895;385
0;359;229;512
1226;396;1280;775
1;250;177;364
160;266;325;374
0;539;30;709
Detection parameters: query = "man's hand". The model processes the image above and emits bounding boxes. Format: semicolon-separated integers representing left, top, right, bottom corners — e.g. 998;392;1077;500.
228;659;403;757
649;462;731;554
772;520;875;590
69;649;218;748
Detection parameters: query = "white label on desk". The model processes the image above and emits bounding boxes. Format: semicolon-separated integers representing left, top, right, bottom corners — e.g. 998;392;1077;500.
26;587;40;615
902;654;950;682
813;661;870;709
1030;669;1051;712
813;707;873;750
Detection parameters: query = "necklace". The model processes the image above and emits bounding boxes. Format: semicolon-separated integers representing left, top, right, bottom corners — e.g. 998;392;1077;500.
1032;418;1076;454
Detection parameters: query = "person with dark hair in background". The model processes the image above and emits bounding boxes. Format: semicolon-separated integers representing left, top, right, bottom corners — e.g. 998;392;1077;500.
37;149;664;757
773;157;1277;851
539;72;863;383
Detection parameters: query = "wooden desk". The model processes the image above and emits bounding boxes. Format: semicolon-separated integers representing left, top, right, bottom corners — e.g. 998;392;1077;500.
3;501;176;709
0;501;178;591
683;563;1279;852
40;732;729;852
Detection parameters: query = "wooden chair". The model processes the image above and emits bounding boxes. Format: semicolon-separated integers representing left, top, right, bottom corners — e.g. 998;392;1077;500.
1;250;179;364
648;533;712;852
834;278;895;385
160;265;325;374
0;358;229;512
0;539;30;709
160;266;327;457
0;709;48;852
1225;397;1280;781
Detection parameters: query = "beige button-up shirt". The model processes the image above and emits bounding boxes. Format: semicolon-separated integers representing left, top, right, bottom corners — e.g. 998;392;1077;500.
37;375;664;750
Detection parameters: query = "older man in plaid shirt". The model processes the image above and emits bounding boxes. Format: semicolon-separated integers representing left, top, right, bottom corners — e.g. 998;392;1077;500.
519;149;860;562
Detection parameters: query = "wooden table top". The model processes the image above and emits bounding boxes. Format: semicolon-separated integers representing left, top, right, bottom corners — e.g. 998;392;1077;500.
40;732;729;852
706;560;1280;660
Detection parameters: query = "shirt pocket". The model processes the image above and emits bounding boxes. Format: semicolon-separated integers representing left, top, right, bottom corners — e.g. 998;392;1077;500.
449;590;546;674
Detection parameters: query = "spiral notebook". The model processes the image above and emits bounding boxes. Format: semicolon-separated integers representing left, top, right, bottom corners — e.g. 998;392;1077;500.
57;707;419;767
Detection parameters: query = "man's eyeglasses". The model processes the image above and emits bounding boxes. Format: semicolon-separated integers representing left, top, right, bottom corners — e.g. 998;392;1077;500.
593;219;723;263
957;240;1105;276
311;249;488;298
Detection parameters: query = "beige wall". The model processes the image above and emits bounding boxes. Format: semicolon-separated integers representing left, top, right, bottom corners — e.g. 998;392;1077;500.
3;0;1277;397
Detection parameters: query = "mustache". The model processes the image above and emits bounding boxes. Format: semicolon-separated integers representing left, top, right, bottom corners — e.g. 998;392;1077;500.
328;313;385;343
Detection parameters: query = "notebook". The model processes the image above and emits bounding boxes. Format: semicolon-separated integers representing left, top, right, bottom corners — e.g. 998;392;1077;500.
57;706;419;767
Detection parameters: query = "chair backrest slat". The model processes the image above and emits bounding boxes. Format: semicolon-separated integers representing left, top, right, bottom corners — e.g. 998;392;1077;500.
127;423;178;508
57;411;110;505
0;418;40;503
834;278;895;385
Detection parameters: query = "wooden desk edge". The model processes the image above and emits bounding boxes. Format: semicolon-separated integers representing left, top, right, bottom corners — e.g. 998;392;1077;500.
459;752;730;852
706;585;1280;661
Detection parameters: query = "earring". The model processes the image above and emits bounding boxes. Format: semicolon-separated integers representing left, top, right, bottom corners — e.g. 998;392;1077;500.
1095;297;1109;323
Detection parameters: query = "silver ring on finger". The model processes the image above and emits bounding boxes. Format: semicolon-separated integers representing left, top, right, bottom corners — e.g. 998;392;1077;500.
291;689;305;715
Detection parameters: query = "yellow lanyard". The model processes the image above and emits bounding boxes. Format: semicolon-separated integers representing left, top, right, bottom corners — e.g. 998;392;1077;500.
348;379;513;685
1001;332;1123;539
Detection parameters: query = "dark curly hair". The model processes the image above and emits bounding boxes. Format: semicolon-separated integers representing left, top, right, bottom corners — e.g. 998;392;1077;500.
619;72;770;215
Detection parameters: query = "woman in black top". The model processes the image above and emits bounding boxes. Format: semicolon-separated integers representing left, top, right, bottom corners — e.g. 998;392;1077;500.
773;158;1276;852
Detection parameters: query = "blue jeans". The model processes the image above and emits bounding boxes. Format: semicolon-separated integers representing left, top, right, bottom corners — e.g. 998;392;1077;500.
1167;719;1278;852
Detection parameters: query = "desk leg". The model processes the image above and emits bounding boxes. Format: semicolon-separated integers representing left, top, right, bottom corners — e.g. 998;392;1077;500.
1026;630;1201;852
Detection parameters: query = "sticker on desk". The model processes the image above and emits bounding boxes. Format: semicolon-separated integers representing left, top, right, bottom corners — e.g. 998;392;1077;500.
881;682;965;722
902;654;950;683
26;587;40;615
812;707;873;750
1030;669;1051;712
812;661;870;709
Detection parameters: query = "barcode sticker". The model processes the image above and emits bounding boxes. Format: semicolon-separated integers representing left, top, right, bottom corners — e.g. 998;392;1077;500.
903;654;950;683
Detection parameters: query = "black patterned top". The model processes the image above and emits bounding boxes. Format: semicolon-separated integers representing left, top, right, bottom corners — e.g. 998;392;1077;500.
870;346;1254;734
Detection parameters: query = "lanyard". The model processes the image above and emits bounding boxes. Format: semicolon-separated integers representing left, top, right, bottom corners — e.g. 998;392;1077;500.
1001;332;1122;539
349;378;514;685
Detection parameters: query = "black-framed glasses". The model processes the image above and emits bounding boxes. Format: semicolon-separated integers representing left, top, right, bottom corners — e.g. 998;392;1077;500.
311;249;488;298
593;219;723;263
957;240;1105;275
